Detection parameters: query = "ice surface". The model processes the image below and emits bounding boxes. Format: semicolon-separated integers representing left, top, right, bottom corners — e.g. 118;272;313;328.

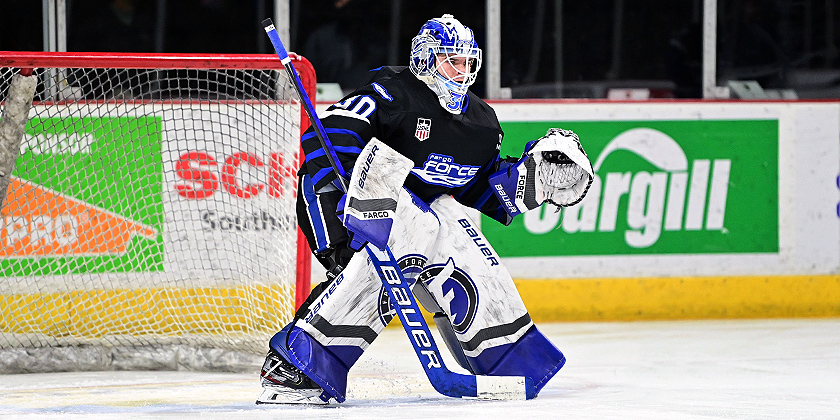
1;318;838;419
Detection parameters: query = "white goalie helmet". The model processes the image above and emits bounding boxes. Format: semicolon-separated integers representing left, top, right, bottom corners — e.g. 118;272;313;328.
410;14;483;114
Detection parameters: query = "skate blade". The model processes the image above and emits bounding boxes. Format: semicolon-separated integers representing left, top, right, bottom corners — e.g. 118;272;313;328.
255;387;329;405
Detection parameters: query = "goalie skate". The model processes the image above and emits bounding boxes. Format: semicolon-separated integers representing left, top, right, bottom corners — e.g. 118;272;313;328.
256;350;329;405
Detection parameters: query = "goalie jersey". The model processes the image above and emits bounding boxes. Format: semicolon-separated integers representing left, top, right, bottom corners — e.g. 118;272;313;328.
299;66;513;226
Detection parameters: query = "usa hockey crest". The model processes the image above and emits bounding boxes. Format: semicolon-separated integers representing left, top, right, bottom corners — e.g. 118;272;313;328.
415;118;431;141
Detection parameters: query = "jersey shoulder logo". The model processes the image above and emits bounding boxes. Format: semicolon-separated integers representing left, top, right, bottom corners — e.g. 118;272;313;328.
415;117;432;141
371;82;393;102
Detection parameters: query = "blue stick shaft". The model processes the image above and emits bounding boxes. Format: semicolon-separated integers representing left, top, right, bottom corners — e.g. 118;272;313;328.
262;18;348;192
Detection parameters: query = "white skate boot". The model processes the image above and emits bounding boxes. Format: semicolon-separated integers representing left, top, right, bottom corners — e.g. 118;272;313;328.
256;350;330;405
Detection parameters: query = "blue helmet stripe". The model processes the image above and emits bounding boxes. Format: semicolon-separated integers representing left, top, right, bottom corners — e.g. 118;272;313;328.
410;15;482;114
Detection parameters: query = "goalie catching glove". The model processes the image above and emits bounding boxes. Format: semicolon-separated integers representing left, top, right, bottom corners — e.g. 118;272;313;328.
489;128;593;218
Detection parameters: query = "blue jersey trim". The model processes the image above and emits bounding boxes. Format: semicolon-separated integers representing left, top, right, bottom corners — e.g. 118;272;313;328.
306;145;363;161
302;128;366;148
300;174;329;251
311;166;338;188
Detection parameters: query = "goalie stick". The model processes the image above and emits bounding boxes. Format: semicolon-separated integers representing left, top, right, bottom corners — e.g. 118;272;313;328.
262;19;536;401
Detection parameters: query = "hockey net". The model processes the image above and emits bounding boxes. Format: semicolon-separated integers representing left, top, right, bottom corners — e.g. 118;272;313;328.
0;52;314;372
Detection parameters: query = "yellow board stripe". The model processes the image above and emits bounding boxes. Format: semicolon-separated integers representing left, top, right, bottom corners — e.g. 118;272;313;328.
0;285;294;337
515;275;840;322
390;275;840;328
3;276;838;338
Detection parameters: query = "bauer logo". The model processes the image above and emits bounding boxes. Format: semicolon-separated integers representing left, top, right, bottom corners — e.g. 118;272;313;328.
485;120;779;256
357;144;379;189
378;254;427;326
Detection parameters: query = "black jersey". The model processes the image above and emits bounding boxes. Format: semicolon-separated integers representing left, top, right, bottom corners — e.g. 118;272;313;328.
299;66;512;225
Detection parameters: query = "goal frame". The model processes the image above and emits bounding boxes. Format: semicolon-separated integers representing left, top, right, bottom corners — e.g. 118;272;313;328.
0;51;314;310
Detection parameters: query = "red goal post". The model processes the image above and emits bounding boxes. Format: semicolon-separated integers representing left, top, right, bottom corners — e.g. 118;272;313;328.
0;52;314;371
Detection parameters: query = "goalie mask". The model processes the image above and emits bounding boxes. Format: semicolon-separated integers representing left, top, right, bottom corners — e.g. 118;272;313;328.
410;14;483;114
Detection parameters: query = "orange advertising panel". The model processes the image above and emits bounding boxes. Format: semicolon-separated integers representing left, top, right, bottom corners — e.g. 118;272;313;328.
1;178;157;257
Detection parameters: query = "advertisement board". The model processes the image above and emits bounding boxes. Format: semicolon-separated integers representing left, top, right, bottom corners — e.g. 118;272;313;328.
485;119;779;256
0;104;300;290
488;103;840;281
1;116;163;276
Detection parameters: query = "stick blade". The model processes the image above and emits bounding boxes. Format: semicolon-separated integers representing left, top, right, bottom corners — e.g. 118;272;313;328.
475;376;536;400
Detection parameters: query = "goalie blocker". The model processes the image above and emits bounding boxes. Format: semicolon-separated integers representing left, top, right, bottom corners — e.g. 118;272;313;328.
489;128;594;217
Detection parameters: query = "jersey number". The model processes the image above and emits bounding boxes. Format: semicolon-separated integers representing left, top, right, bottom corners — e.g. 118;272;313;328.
334;95;377;119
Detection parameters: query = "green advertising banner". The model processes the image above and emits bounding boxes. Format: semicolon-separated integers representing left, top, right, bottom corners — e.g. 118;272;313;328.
483;120;779;257
1;117;164;275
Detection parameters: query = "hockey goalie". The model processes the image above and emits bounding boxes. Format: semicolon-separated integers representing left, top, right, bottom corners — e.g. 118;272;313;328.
257;14;593;404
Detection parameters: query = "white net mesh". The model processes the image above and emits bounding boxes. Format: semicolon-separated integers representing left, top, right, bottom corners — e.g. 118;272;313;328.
0;56;306;372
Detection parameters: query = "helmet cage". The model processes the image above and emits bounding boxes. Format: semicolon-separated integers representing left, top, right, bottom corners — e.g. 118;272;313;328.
431;47;482;95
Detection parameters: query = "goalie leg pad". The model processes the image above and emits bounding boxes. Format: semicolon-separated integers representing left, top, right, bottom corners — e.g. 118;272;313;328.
259;334;330;405
277;191;566;401
420;196;567;394
469;325;565;395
